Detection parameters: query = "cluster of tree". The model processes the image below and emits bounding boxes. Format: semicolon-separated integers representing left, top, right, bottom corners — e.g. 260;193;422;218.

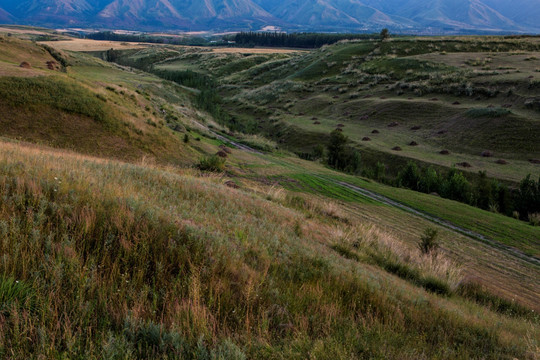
87;31;208;46
152;69;215;90
514;175;540;221
394;162;539;221
323;135;539;222
325;130;362;173
229;32;378;49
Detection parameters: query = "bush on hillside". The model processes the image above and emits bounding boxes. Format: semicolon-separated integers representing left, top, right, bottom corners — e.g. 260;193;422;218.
419;228;439;255
198;155;226;172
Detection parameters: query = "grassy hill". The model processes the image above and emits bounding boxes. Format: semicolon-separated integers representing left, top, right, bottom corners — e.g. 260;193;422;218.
0;32;538;358
109;36;540;183
0;35;212;165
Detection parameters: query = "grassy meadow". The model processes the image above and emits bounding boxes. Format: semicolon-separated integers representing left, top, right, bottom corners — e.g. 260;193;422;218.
0;139;538;359
108;36;540;183
0;31;538;358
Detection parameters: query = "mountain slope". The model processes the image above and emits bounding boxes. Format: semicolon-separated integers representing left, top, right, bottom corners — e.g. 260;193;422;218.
386;0;519;31
98;0;278;29
0;35;538;358
482;0;540;29
0;7;12;22
0;0;539;34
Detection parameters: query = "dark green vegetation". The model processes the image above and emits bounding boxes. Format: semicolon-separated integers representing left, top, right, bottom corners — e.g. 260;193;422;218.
229;32;381;48
0;33;538;358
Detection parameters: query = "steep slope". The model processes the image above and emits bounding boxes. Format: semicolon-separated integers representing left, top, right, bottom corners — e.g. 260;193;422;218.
392;0;518;31
0;0;95;25
361;0;521;31
0;36;199;164
0;33;538;359
97;0;191;28
97;0;278;29
482;0;540;31
254;0;414;30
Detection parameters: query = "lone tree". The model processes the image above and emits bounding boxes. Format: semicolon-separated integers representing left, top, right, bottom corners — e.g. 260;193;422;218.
380;28;390;40
326;130;362;173
327;130;348;170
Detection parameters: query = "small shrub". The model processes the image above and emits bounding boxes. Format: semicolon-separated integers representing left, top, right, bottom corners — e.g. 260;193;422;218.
466;108;511;118
419;228;439;254
529;213;540;226
294;221;302;237
183;134;189;143
420;276;451;295
198;155;225;172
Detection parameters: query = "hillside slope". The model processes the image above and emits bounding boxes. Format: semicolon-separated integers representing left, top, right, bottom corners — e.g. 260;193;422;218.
0;34;538;359
0;35;203;165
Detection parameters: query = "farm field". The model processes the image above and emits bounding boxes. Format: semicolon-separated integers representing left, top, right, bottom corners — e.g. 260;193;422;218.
0;30;538;358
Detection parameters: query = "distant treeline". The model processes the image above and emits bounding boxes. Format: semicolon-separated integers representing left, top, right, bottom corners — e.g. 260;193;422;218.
228;32;379;48
320;130;540;223
86;31;209;46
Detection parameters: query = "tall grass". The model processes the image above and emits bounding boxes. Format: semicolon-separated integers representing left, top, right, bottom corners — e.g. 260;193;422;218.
0;140;535;359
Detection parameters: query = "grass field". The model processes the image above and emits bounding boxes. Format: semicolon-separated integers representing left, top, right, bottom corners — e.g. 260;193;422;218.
39;39;153;51
0;35;539;359
0;137;538;359
109;36;540;183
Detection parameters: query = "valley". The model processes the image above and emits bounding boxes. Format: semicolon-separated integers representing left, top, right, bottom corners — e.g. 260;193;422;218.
0;28;538;359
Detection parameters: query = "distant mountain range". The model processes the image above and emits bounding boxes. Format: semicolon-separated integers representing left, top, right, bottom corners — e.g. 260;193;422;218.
0;0;538;33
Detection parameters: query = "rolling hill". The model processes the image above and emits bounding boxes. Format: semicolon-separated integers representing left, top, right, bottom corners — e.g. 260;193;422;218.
0;0;539;33
0;26;538;359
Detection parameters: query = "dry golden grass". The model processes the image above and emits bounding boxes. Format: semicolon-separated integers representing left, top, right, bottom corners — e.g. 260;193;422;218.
38;39;153;52
0;36;59;75
0;138;537;358
0;26;50;35
39;38;308;54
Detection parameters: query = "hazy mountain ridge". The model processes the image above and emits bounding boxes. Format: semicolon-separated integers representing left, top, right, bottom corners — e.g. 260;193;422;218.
0;0;538;33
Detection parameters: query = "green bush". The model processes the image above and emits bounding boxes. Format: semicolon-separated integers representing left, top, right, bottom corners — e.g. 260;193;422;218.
198;155;226;172
418;228;439;254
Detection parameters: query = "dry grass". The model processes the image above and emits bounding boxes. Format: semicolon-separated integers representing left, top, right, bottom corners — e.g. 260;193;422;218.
0;138;536;358
38;39;153;52
0;26;50;35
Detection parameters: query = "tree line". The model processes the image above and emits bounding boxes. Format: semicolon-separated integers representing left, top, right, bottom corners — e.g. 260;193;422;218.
322;130;540;223
228;32;379;49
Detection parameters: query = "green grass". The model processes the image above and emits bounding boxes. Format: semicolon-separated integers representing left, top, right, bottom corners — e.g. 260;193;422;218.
466;107;512;118
0;76;114;126
278;173;379;204
361;57;453;80
327;173;540;257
